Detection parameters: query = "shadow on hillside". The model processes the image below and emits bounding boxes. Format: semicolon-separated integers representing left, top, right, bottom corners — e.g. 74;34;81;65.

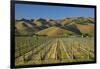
60;25;82;35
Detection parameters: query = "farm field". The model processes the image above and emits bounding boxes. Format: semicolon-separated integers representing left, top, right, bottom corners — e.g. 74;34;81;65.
15;36;94;66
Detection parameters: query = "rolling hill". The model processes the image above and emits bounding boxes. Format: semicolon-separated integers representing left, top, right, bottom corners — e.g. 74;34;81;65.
36;27;75;36
15;17;95;37
76;24;94;36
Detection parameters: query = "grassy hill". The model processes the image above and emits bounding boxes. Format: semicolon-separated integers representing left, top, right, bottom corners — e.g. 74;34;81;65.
36;26;75;36
15;17;95;37
76;24;94;36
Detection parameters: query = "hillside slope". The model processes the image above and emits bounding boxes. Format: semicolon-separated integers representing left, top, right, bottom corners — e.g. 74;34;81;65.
36;27;75;36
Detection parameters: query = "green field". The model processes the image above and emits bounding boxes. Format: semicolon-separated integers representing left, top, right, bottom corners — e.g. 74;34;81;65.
15;36;94;66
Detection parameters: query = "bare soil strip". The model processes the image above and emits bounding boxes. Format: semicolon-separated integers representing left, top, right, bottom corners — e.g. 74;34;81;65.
59;39;71;59
45;39;58;59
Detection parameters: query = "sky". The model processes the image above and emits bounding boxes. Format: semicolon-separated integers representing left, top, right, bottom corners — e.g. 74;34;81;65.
15;4;94;20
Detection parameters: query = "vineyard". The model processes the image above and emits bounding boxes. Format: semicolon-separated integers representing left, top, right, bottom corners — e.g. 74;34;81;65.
15;36;94;66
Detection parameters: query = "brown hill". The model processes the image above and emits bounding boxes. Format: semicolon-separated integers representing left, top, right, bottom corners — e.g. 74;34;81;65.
75;24;94;36
36;26;74;36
